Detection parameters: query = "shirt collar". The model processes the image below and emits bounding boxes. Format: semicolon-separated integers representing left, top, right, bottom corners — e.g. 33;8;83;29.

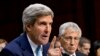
62;49;76;56
27;34;43;52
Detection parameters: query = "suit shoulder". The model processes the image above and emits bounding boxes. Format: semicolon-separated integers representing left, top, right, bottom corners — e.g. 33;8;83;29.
1;34;26;55
76;51;86;56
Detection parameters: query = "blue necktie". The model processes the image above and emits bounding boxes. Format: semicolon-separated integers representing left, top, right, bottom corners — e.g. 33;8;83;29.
36;46;41;56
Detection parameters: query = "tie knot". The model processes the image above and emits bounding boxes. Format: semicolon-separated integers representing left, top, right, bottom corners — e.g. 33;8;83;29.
36;45;41;56
36;46;41;51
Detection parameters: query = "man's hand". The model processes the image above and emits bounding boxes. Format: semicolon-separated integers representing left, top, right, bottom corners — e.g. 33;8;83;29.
48;36;62;56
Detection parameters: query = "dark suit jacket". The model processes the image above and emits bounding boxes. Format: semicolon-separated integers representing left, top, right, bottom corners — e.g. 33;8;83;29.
0;33;50;56
62;51;86;56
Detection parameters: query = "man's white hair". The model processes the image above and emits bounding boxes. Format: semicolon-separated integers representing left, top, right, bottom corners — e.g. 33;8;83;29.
59;22;82;38
22;3;54;31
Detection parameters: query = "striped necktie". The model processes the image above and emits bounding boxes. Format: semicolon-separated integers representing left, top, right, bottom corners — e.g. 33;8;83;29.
36;46;41;56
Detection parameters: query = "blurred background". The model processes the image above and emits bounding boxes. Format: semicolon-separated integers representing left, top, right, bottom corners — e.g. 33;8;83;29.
0;0;100;55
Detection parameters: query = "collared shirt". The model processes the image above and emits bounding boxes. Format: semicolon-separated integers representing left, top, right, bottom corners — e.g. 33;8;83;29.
69;53;76;56
27;34;43;56
62;49;76;56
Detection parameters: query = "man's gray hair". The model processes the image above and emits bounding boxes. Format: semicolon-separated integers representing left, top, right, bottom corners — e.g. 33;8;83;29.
59;22;82;38
22;3;54;31
79;37;91;47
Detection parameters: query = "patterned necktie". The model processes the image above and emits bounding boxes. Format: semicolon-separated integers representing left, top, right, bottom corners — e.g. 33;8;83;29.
36;46;41;56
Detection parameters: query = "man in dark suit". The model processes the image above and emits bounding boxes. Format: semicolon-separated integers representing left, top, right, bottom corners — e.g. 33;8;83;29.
1;33;50;56
0;3;61;56
78;37;91;56
59;22;86;56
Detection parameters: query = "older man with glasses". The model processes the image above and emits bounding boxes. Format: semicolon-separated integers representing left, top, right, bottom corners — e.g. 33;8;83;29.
59;22;86;56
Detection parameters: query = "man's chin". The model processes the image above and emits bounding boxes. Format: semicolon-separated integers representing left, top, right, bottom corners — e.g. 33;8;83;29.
41;41;48;45
68;50;75;54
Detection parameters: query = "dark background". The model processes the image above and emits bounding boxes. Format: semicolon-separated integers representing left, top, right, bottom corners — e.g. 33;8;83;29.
0;0;100;55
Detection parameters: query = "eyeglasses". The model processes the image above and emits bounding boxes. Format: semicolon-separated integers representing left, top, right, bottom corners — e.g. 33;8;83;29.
61;36;80;42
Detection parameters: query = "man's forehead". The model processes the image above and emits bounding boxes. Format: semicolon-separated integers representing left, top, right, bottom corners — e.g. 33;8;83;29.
83;43;91;47
64;30;79;35
36;15;53;22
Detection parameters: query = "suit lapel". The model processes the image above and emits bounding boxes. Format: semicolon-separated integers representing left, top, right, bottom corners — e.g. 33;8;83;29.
23;50;34;56
76;51;86;56
42;43;50;56
19;33;34;56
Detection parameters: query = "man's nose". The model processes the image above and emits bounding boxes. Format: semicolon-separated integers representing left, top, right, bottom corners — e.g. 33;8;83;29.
70;39;74;46
45;25;51;33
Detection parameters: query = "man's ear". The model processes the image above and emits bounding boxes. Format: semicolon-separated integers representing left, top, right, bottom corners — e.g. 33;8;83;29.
58;36;61;41
77;46;81;51
59;37;64;44
26;24;32;31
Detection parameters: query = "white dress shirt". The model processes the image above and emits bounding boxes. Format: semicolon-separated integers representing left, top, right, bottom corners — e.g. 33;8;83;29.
27;34;43;56
62;49;76;56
